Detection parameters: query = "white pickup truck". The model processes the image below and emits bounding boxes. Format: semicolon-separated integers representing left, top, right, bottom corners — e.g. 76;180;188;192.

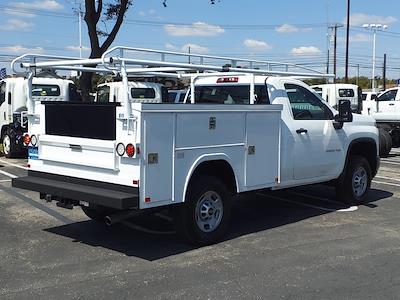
11;48;380;245
361;87;400;156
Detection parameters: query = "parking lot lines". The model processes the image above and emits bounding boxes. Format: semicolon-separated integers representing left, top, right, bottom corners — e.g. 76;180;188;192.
0;158;28;170
0;169;17;179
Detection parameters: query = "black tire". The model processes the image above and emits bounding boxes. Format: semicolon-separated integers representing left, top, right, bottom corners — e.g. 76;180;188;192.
2;131;17;158
336;155;372;205
81;205;115;223
378;128;392;158
172;175;232;246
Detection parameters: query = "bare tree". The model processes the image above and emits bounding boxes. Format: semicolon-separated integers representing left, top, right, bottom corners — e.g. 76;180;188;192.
80;0;132;100
80;0;219;100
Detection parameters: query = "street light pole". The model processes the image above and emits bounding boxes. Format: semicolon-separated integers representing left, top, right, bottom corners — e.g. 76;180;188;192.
372;29;376;91
363;23;388;92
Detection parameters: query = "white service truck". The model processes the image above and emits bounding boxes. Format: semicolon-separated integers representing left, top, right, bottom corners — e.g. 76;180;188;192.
0;77;77;157
96;81;168;103
311;83;362;113
11;48;380;245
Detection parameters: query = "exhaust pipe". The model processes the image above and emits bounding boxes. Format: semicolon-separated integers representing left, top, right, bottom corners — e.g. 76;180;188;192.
104;210;141;226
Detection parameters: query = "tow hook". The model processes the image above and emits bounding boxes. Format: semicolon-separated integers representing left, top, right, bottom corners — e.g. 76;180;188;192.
56;198;79;209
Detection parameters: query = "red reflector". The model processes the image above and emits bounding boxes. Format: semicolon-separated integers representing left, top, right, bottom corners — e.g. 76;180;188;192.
126;143;135;157
23;134;30;146
145;197;151;203
132;180;139;185
26;164;31;168
217;77;239;83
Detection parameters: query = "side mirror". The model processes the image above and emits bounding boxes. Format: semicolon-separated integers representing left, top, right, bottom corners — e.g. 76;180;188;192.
334;100;353;127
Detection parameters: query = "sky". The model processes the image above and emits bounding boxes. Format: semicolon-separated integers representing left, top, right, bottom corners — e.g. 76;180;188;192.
0;0;400;79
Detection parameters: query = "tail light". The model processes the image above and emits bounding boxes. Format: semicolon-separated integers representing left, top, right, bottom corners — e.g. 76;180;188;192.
116;143;125;156
23;134;30;146
30;135;38;146
126;144;135;157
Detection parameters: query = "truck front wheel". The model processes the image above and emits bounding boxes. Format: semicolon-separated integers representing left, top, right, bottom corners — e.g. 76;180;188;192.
173;175;232;246
336;155;372;205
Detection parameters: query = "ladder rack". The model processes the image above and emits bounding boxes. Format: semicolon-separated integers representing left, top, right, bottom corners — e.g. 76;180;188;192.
11;46;334;117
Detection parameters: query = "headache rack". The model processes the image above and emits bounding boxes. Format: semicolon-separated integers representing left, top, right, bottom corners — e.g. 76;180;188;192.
11;46;334;117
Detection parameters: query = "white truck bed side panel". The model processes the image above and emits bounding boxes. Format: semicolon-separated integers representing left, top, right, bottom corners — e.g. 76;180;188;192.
175;112;245;148
245;112;281;187
141;113;174;207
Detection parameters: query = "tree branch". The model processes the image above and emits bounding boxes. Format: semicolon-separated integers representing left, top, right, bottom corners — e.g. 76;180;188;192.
100;0;129;53
94;0;103;24
84;0;100;56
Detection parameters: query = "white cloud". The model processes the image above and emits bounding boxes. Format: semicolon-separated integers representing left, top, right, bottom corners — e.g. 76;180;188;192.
346;13;397;26
0;45;44;54
181;44;209;54
165;43;177;50
0;19;34;31
350;33;372;43
291;46;321;56
66;45;91;52
138;11;145;17
4;8;35;18
275;24;299;33
243;39;272;51
338;33;372;43
164;22;225;37
11;0;63;11
149;9;156;15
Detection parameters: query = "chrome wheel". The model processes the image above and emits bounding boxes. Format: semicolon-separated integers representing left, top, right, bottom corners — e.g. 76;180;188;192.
195;191;223;233
352;166;368;197
2;135;11;155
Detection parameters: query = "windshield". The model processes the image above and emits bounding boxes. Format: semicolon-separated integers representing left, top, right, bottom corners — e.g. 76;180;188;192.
0;82;5;105
97;85;110;103
32;84;60;96
194;85;268;104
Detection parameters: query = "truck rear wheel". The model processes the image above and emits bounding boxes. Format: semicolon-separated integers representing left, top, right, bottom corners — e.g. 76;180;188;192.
336;155;371;205
378;128;392;158
173;175;232;246
2;131;17;158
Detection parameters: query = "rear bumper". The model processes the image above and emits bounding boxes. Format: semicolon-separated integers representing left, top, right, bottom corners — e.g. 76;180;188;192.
12;171;139;210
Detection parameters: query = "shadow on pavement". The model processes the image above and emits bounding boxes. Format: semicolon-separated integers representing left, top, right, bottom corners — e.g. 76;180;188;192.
44;185;393;261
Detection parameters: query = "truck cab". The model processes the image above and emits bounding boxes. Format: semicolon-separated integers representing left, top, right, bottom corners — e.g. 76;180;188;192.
311;83;362;113
96;81;168;103
192;76;378;185
0;77;77;157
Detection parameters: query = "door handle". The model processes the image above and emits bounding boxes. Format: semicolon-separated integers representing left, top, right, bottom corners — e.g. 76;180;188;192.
389;103;395;106
296;128;308;134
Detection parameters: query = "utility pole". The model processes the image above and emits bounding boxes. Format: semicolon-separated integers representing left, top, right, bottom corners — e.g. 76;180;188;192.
79;4;83;59
326;49;330;74
356;64;360;86
328;24;343;83
188;46;191;64
383;53;387;90
345;0;350;82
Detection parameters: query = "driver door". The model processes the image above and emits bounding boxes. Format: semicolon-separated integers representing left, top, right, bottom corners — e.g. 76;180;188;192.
284;83;344;180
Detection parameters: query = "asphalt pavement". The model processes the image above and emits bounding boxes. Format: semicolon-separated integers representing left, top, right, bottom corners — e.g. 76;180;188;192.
1;153;400;299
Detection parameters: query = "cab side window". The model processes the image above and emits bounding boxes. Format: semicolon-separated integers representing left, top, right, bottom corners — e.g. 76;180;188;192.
0;82;5;106
285;83;333;120
378;90;397;102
